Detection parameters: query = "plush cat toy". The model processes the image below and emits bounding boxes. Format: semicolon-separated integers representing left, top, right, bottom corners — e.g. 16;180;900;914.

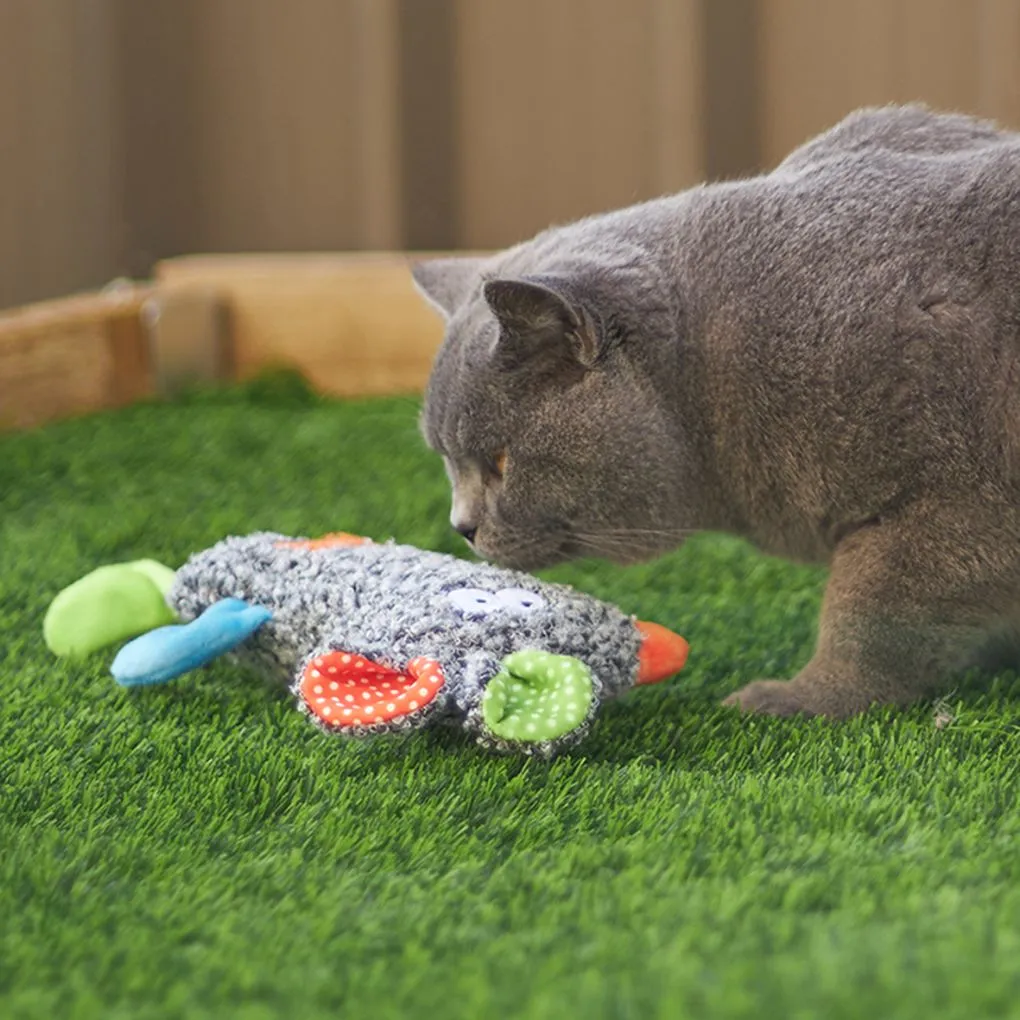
44;531;689;756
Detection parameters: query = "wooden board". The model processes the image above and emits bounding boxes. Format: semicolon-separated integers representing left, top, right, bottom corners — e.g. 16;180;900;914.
0;285;153;430
155;252;459;397
0;251;478;433
167;0;403;253
758;0;1020;169
0;0;121;309
454;0;706;248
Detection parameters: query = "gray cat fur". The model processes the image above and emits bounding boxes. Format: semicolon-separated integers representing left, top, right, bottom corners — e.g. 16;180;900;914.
414;104;1020;719
168;532;643;755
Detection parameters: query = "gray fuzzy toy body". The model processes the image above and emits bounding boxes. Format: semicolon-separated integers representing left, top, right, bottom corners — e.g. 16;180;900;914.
168;532;665;755
412;104;1020;720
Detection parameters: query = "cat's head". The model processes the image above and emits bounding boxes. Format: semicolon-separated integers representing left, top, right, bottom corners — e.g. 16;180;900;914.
413;253;693;571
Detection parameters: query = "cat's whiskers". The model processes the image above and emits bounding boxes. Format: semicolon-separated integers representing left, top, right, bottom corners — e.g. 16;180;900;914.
571;526;696;552
484;524;697;565
565;524;699;563
486;525;562;566
577;526;699;540
570;534;654;561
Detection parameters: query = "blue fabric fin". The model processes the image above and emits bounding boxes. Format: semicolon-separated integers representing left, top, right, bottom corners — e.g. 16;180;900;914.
111;598;273;687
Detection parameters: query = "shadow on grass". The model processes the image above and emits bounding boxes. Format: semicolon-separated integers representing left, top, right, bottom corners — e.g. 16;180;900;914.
105;641;1020;780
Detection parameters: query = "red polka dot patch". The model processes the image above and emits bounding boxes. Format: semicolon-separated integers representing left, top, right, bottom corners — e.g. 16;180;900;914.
299;652;446;729
275;532;371;551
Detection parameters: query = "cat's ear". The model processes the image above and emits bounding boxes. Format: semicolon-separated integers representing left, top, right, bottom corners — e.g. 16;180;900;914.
483;276;602;370
411;257;487;319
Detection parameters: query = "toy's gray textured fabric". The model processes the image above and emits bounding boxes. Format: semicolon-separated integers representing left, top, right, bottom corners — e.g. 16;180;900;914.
168;532;645;755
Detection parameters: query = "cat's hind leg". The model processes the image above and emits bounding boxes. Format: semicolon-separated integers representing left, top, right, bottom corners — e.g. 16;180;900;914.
723;503;1020;718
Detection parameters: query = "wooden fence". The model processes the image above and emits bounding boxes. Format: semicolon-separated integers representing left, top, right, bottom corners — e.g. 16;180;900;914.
4;1;1019;312
2;1;1020;432
0;253;447;430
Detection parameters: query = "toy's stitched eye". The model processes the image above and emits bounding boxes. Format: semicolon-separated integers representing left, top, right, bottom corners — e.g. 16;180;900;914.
447;587;547;617
447;588;501;616
496;588;546;613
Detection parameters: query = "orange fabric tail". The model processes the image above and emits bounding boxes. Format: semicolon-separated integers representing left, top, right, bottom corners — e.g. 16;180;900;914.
635;620;689;684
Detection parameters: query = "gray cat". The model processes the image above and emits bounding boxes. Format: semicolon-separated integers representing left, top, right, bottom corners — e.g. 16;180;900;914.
411;104;1020;719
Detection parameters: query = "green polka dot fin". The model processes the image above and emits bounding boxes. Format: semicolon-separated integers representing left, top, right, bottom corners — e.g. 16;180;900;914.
481;650;595;742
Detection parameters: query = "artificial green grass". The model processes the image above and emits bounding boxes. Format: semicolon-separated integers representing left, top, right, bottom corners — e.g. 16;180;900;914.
3;375;1020;1019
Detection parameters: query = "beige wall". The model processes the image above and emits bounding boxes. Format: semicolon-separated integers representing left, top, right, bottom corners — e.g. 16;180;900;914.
2;0;1020;311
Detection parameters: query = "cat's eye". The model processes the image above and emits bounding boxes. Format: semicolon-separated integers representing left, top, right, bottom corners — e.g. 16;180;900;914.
492;450;507;479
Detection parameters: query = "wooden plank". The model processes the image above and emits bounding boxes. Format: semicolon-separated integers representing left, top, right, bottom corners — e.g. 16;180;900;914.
651;0;707;191
759;0;899;167
454;0;706;249
113;0;205;276
113;0;405;270
0;0;122;309
0;251;479;432
976;0;1020;129
760;0;1020;166
398;0;459;249
351;0;404;249
155;253;458;396
703;0;760;179
141;288;232;398
183;0;402;253
0;286;153;430
896;0;979;112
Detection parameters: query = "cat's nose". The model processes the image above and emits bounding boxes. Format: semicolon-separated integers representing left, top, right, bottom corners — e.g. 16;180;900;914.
454;523;478;545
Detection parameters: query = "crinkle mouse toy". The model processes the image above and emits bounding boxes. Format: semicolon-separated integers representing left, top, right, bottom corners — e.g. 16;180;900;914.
46;531;689;756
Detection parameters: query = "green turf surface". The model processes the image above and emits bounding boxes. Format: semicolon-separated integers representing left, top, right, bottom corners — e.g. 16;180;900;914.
3;375;1020;1019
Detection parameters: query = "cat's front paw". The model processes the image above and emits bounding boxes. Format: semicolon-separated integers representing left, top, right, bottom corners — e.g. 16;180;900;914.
722;679;815;718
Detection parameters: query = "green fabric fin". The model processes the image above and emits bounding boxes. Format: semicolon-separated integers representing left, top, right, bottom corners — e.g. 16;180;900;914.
481;650;594;742
44;560;179;659
123;559;178;597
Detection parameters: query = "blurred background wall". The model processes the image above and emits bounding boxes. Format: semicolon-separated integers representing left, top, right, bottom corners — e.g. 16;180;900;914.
1;0;1019;311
